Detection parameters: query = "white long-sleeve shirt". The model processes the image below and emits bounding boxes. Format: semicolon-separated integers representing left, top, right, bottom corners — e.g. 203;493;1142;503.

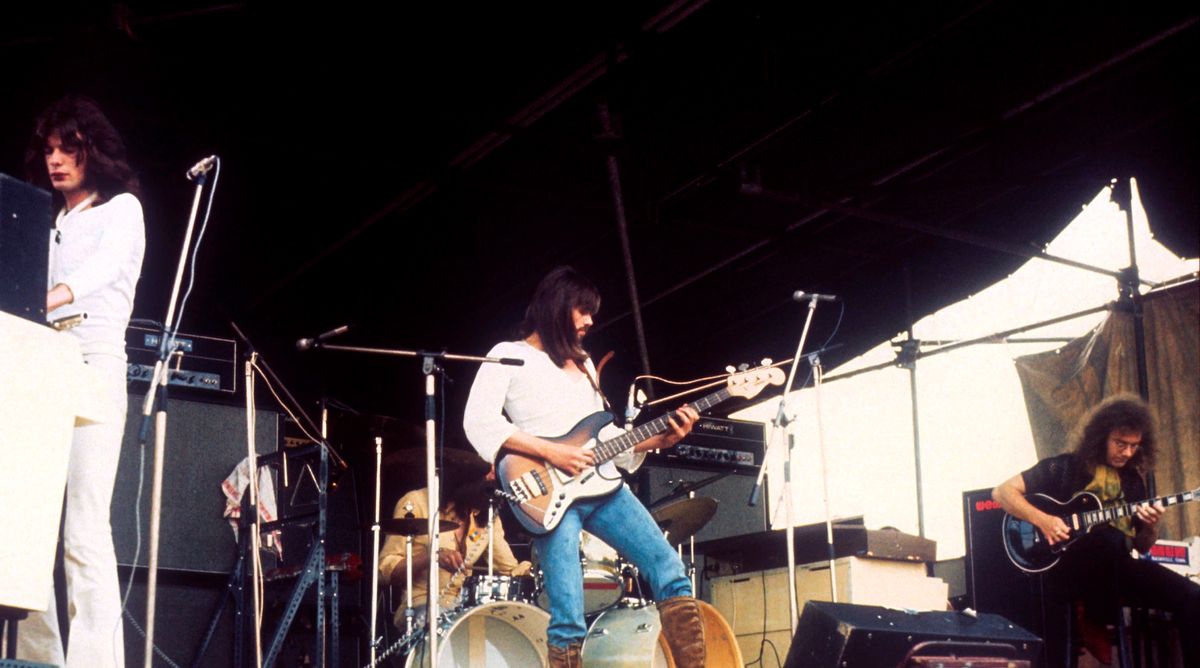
462;340;604;463
47;193;145;358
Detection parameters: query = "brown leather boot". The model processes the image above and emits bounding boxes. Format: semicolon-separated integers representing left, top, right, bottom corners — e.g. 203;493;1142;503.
547;641;582;668
657;596;706;668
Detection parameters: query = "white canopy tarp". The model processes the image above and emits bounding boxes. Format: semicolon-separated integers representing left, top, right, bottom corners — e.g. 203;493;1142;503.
733;180;1198;559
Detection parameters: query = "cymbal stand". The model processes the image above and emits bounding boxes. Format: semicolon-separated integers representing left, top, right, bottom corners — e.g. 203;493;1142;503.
688;492;697;594
368;437;382;668
304;342;522;668
488;500;495;577
405;526;415;636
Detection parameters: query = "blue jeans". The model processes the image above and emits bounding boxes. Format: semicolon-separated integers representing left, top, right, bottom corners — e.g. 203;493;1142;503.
533;484;691;648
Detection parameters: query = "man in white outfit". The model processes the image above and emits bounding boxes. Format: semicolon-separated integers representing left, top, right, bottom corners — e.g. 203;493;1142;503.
17;94;145;668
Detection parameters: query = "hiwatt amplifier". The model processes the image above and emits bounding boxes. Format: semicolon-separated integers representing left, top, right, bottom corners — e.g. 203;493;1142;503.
645;415;765;474
125;324;238;393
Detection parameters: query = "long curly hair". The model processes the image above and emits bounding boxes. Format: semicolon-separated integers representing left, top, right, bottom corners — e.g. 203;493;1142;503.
519;266;601;368
25;94;140;202
1069;393;1156;474
439;452;497;527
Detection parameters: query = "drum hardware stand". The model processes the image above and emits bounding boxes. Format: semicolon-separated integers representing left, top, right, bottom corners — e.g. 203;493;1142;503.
192;493;251;668
303;342;522;668
404;506;416;636
748;292;836;635
226;323;349;667
647;471;728;508
368;436;383;668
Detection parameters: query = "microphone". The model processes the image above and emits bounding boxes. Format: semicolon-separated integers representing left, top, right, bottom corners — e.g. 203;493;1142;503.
625;382;642;427
186;155;217;180
296;324;351;351
792;290;840;302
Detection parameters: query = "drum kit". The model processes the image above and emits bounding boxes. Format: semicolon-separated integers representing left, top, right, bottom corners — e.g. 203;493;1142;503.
378;494;732;667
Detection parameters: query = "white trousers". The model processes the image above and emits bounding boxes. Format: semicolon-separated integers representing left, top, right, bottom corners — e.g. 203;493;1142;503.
18;353;127;668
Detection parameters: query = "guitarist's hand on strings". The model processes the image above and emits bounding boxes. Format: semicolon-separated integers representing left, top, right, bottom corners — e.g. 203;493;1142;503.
1135;501;1164;527
661;406;700;448
994;474;1072;546
1037;514;1072;546
1133;502;1164;552
635;405;701;453
437;547;465;572
543;441;595;476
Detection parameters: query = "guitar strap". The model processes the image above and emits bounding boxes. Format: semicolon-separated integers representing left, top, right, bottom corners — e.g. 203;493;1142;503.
582;357;615;414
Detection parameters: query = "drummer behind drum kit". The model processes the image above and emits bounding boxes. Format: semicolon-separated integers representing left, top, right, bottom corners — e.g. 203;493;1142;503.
379;494;741;666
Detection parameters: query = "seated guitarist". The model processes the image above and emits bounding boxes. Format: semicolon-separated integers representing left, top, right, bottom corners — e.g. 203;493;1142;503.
463;266;703;668
993;394;1199;666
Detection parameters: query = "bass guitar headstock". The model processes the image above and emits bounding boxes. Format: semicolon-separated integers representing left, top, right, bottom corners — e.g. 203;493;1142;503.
725;365;785;400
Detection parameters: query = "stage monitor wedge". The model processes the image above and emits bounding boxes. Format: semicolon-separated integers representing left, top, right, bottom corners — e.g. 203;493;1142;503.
783;601;1041;668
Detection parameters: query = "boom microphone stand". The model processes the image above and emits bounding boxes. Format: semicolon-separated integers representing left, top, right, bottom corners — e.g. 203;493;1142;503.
136;156;217;666
747;291;836;635
302;341;522;668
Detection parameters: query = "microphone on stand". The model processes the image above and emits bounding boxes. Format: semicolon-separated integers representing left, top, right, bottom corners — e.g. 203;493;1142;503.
186;155;218;181
296;324;351;351
792;290;840;302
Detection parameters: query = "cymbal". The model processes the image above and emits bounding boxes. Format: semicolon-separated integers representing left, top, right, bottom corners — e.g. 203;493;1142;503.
379;517;460;536
651;497;718;546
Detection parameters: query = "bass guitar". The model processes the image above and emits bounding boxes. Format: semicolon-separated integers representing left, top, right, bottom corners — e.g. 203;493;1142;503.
496;366;784;535
1002;486;1200;573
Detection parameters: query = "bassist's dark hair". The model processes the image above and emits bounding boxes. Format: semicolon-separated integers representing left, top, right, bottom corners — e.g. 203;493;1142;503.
1070;393;1156;474
520;266;600;368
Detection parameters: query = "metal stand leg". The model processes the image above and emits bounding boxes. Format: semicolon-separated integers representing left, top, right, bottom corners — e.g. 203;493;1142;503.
329;572;340;668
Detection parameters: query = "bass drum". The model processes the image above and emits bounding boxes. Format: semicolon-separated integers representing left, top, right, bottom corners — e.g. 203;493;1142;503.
580;600;743;667
581;603;673;668
404;601;549;668
534;531;624;615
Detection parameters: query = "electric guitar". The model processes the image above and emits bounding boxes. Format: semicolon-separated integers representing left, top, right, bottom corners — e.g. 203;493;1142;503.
496;366;784;535
1002;486;1200;573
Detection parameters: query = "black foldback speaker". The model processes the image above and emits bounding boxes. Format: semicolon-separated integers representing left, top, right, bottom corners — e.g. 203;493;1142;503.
783;601;1041;668
962;488;1046;638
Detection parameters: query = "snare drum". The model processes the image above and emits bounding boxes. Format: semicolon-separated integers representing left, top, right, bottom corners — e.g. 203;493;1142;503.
404;601;549;667
534;531;624;615
461;574;538;607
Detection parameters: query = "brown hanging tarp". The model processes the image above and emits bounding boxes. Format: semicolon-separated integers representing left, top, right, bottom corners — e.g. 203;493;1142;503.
1014;281;1199;540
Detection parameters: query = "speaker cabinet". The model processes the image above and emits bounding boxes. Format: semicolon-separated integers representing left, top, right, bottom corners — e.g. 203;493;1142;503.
112;395;280;574
119;574;236;668
637;464;769;543
962;488;1046;638
783;601;1041;668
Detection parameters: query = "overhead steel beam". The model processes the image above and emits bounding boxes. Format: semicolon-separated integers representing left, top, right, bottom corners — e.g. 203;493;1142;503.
250;0;714;308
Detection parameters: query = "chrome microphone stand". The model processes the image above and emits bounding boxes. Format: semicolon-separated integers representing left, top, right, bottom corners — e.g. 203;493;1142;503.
137;157;218;667
747;292;834;634
303;342;522;668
